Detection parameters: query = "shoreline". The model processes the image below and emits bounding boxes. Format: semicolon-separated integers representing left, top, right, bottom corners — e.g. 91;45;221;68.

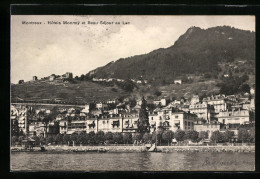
11;145;255;153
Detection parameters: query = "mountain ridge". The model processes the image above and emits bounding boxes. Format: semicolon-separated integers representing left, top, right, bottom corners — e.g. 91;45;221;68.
87;26;255;84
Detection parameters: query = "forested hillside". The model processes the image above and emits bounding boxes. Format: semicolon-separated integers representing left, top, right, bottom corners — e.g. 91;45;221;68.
89;26;255;84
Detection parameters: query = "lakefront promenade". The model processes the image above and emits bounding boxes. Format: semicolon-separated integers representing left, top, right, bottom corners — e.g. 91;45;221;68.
11;144;255;153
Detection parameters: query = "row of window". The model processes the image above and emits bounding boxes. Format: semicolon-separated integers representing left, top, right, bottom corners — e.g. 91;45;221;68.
184;121;193;127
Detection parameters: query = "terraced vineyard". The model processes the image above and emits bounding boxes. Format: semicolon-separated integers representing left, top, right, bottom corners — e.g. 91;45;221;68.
11;80;129;103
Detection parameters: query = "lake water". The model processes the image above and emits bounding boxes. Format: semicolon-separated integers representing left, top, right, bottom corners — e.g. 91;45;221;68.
11;152;255;171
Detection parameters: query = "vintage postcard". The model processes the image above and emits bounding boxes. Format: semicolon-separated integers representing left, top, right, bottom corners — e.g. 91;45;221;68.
11;15;255;171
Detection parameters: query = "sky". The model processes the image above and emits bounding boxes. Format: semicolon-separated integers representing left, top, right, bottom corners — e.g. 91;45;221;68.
11;15;255;84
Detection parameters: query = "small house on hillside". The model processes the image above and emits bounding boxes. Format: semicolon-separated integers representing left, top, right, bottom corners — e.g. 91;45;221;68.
33;76;38;81
174;79;182;84
18;80;24;84
49;74;56;81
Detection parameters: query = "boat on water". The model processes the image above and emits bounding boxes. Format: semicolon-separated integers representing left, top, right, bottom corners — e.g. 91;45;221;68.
148;144;162;152
98;148;108;153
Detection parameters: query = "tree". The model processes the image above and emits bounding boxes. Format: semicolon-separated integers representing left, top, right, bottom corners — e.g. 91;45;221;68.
50;106;59;118
54;134;63;145
184;131;192;141
162;130;174;146
42;115;52;138
249;128;255;143
175;130;185;143
132;133;143;144
154;90;162;96
32;136;40;146
70;133;78;146
104;132;114;144
142;132;152;144
78;132;88;145
63;134;71;146
238;128;250;143
239;84;250;93
88;131;96;145
18;129;25;137
18;80;24;84
241;74;249;82
204;73;211;79
210;131;224;143
113;132;123;144
184;130;199;143
80;74;85;81
199;131;208;141
123;133;132;144
46;136;54;144
223;130;234;143
95;131;105;144
39;135;45;145
137;97;150;134
11;120;19;137
129;99;137;108
18;136;24;145
11;136;18;146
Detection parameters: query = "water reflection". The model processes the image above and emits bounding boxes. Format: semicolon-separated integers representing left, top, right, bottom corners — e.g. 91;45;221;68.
11;152;255;171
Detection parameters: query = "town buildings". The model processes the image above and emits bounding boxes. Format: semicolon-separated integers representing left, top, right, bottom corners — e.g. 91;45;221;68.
11;92;255;141
189;102;214;122
216;109;251;125
202;95;230;113
153;98;167;106
11;105;28;135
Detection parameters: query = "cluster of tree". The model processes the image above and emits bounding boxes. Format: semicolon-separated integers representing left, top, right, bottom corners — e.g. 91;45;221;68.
11;132;134;146
74;74;92;81
210;128;255;143
174;130;207;143
11;128;255;147
217;74;250;95
116;80;136;92
154;90;162;96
